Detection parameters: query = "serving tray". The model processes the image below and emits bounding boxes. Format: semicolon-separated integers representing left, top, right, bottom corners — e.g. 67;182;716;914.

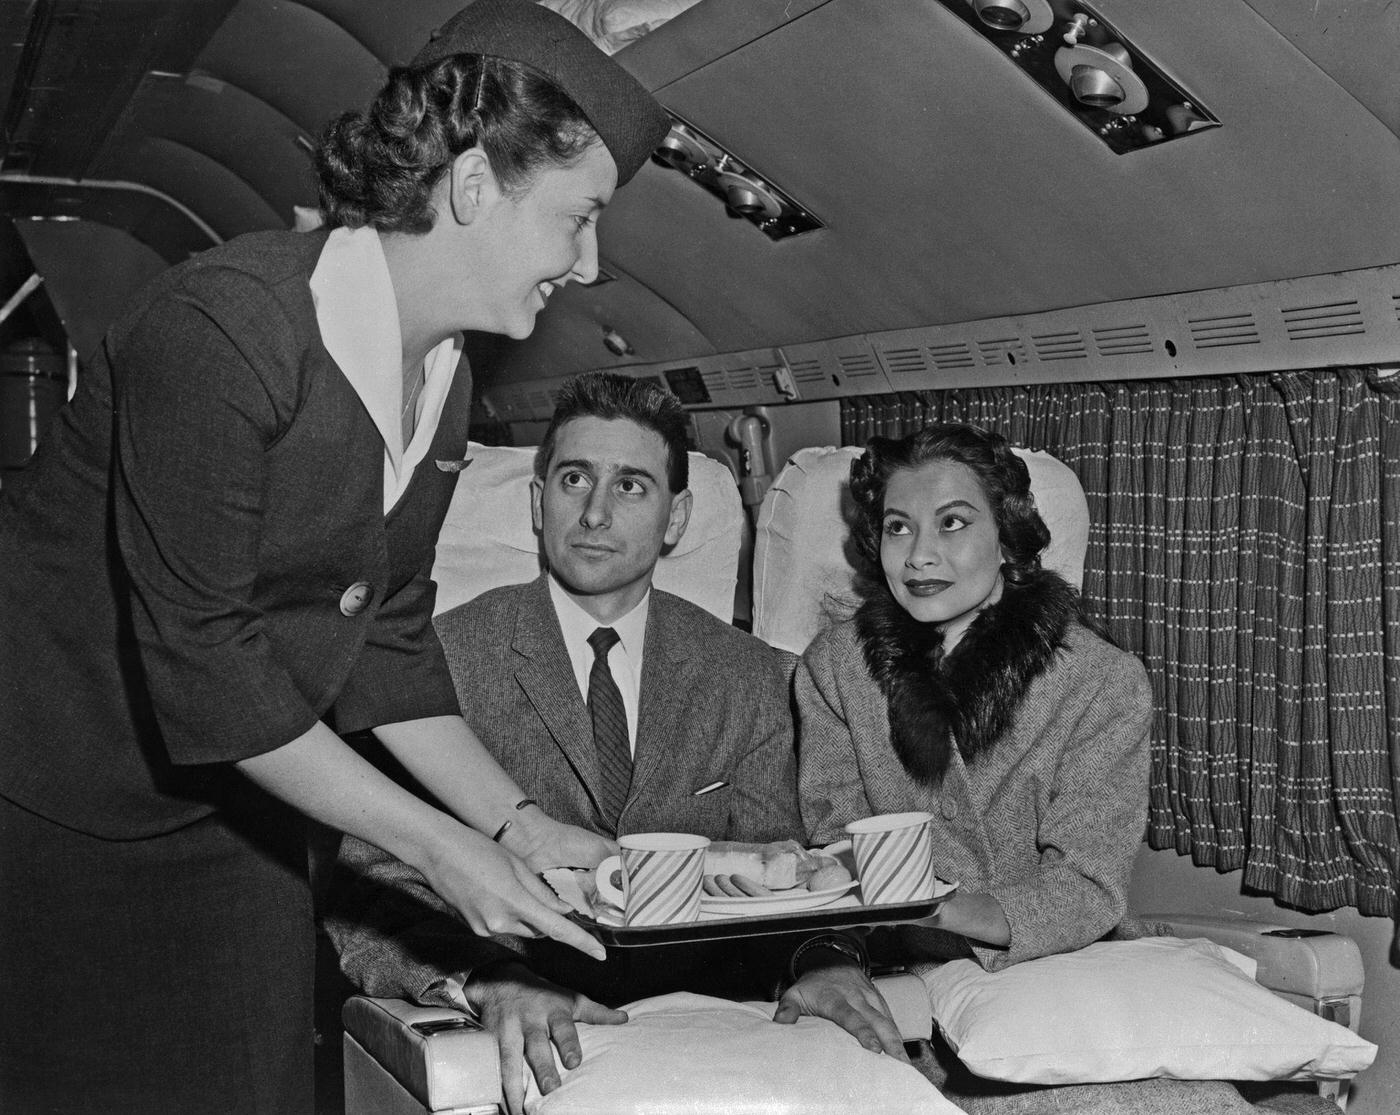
573;884;957;947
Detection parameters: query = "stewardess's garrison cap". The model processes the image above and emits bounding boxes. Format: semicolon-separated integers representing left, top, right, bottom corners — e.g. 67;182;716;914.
412;0;671;184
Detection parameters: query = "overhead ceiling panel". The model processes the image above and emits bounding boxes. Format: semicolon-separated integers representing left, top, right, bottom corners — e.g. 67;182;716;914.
2;0;1397;393
90;75;320;233
0;0;238;178
565;0;1400;367
1240;0;1400;137
194;0;388;137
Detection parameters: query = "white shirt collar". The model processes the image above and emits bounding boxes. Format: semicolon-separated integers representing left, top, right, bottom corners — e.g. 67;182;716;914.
309;226;462;512
548;575;650;749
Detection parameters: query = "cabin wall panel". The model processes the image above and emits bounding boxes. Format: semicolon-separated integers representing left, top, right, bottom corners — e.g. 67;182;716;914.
481;264;1400;421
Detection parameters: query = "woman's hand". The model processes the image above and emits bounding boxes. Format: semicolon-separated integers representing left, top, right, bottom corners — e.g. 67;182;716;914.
469;961;627;1115
417;821;606;961
912;890;1011;947
772;964;909;1061
503;807;617;871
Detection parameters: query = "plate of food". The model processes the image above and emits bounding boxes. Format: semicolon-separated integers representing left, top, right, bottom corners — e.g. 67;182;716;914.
699;838;858;916
701;879;857;916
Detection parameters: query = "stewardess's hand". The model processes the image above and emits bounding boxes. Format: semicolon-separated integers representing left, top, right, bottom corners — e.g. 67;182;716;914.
505;811;618;871
418;822;605;961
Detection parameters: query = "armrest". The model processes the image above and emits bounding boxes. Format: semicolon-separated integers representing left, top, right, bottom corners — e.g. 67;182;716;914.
342;996;501;1115
1140;914;1366;1110
1140;913;1365;1027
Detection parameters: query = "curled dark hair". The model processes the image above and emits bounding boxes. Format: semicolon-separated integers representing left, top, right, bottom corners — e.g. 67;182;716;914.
849;424;1050;586
535;372;689;493
315;55;598;233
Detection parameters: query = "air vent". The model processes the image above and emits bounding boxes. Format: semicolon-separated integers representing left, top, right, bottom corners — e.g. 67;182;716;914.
1031;330;1089;362
787;358;828;384
932;1;1220;154
652;117;823;240
1093;323;1154;356
838;352;880;378
977;337;1029;366
929;342;977;370
724;365;761;391
879;347;931;376
525;388;553;412
1189;313;1260;349
1281;300;1365;340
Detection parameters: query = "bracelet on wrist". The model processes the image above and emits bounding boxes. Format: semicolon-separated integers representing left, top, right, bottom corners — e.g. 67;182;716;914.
491;798;540;843
787;933;870;984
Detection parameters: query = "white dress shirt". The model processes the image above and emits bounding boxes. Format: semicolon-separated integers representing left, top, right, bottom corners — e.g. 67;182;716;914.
548;575;648;753
308;225;462;513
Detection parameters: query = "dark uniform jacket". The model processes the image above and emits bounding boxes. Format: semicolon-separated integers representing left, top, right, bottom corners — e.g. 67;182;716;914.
0;230;468;838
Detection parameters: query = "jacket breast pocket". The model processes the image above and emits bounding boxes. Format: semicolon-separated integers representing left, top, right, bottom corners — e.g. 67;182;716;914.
679;780;733;835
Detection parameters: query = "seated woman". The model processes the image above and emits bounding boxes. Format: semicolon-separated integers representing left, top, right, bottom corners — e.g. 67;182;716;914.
773;423;1153;1058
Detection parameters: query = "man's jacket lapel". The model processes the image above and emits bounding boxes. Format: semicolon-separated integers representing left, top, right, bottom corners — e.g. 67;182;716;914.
511;576;605;817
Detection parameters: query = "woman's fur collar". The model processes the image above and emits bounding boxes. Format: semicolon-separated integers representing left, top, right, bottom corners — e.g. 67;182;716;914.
854;569;1081;786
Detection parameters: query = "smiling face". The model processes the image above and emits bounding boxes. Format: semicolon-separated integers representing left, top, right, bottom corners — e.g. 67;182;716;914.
879;459;1006;648
531;416;692;624
471;139;618;339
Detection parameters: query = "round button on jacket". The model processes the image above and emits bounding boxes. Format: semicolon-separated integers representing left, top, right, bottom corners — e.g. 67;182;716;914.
339;581;373;617
940;797;959;821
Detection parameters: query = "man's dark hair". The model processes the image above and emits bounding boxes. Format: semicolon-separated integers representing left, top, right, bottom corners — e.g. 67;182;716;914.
534;372;689;492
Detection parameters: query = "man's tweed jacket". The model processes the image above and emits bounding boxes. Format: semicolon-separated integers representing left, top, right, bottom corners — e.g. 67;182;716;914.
329;573;802;1005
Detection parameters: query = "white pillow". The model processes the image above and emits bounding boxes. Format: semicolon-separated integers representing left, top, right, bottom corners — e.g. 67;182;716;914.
923;937;1377;1086
525;992;965;1114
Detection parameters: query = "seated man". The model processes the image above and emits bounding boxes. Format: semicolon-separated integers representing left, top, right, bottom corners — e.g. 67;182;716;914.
326;372;802;1113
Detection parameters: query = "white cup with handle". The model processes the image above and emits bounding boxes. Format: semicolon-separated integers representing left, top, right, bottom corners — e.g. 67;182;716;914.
594;832;710;926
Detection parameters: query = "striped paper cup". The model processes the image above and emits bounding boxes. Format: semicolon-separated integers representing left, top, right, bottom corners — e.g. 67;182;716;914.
844;812;936;905
594;833;710;926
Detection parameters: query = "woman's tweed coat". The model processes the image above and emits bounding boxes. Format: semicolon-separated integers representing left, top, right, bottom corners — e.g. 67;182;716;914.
797;617;1153;971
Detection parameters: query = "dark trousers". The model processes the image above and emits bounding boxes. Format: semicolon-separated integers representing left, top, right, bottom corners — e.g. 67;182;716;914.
0;791;314;1115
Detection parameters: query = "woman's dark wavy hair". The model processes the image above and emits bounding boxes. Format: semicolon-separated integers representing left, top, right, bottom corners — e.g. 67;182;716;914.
848;424;1051;586
316;55;598;233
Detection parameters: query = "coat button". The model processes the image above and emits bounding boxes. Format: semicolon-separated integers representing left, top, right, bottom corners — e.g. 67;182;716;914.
940;797;959;821
339;581;373;617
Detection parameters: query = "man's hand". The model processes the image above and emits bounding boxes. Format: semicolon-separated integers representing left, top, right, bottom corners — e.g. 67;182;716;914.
469;961;628;1115
772;963;908;1061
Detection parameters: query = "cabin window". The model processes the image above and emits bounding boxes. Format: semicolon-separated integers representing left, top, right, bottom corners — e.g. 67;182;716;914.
841;366;1400;918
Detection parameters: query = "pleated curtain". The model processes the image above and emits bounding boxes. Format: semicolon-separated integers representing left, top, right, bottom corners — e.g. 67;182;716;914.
840;368;1400;917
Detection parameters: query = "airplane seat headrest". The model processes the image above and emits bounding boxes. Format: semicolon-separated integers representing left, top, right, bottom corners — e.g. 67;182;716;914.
752;444;1089;656
431;443;745;623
